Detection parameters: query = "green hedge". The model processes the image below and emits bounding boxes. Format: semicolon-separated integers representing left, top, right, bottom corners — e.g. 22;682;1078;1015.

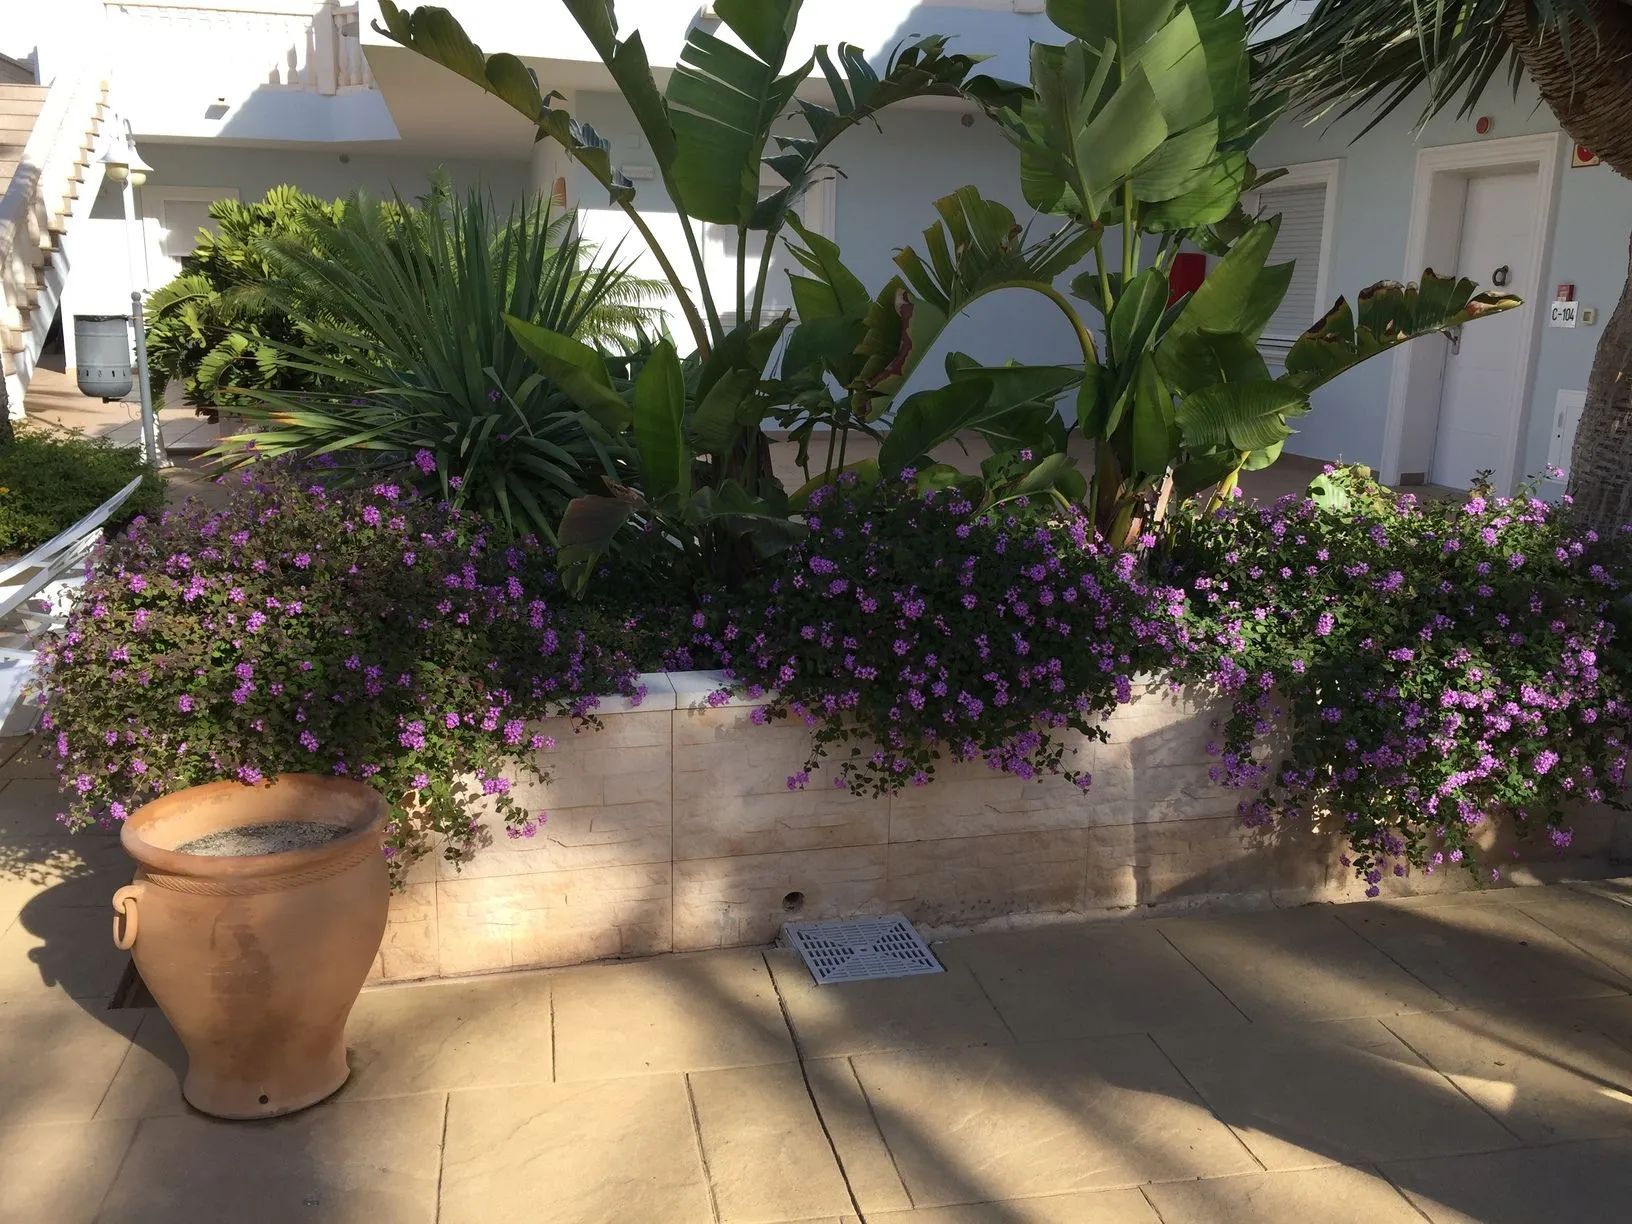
0;430;165;555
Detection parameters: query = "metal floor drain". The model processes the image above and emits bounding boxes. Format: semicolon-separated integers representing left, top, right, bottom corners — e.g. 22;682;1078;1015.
782;914;943;985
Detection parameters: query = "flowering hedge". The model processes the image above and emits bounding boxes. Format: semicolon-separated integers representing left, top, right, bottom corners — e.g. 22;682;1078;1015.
727;475;1185;795
36;466;640;874
32;461;1632;896
1165;468;1632;892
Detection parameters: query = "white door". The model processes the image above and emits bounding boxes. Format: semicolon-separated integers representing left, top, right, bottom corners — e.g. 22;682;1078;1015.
1429;169;1538;488
141;187;239;291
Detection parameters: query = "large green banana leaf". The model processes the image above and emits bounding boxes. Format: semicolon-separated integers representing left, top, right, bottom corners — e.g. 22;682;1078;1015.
974;1;1253;228
1279;271;1522;395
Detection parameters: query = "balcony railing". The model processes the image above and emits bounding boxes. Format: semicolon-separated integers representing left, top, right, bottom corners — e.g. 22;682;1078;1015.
104;0;374;94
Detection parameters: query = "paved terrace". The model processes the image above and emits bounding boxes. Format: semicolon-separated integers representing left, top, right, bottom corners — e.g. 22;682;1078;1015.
3;737;1632;1222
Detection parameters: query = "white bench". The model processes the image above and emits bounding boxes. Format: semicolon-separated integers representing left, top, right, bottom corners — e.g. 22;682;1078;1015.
0;475;145;734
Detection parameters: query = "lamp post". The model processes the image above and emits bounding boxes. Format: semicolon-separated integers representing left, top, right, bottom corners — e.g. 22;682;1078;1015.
97;122;166;468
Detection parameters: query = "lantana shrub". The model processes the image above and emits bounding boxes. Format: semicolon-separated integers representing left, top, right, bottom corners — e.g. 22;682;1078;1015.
1166;468;1632;892
729;475;1185;795
36;466;639;875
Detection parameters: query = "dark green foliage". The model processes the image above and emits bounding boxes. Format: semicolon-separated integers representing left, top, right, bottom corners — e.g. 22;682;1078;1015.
209;187;667;542
0;430;162;555
143;186;347;411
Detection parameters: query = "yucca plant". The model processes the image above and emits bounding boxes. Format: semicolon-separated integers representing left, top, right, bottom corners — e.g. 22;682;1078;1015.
211;188;667;542
374;0;992;508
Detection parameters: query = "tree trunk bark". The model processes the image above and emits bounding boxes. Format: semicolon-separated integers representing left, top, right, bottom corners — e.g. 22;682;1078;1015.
1564;235;1632;535
1502;0;1632;535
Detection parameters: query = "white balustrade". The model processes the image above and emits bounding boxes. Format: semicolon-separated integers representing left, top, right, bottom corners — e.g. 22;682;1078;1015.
103;0;373;95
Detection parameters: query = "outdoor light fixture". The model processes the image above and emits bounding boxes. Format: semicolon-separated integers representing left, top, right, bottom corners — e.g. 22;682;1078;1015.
88;118;165;466
98;121;154;186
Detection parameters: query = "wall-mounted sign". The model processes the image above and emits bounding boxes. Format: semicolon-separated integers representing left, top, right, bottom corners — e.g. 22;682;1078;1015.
1550;300;1581;328
1572;145;1603;168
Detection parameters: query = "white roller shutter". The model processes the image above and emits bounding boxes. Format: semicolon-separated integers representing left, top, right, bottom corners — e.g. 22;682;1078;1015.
1257;181;1329;343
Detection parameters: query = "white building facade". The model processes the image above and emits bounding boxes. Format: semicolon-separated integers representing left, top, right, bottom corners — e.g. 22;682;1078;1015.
2;0;1623;495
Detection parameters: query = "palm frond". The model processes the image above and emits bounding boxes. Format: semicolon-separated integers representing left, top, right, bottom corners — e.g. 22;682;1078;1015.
212;187;664;539
1249;0;1617;132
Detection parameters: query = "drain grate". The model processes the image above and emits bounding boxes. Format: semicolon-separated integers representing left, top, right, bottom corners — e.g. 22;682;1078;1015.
781;914;943;985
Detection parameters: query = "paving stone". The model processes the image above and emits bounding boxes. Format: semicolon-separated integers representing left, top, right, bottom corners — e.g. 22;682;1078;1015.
1383;1136;1632;1223
0;903;130;1003
803;1057;912;1214
1336;899;1632;1006
0;1117;137;1223
440;1078;711;1224
1143;1165;1425;1223
1152;1018;1517;1169
850;1034;1257;1205
99;1092;444;1223
766;948;1014;1057
1515;885;1632;981
942;922;1247;1040
1158;905;1450;1022
0;737;58;780
94;1009;188;1121
857;1188;1161;1222
0;776;77;839
102;973;560;1119
1383;1004;1632;1143
0;998;138;1126
689;1063;854;1222
552;948;795;1080
0;834;131;909
344;972;554;1098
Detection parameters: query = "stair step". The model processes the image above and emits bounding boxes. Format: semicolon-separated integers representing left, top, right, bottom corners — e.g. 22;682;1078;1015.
0;84;47;101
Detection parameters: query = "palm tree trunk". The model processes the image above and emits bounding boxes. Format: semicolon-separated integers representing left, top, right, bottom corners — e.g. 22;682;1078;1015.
1502;0;1632;177
1566;235;1632;534
1501;0;1632;535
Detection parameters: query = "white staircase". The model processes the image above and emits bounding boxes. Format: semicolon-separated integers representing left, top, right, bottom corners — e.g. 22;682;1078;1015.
0;74;108;418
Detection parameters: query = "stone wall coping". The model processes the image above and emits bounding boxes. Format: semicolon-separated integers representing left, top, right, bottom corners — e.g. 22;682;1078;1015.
588;672;678;715
668;669;772;711
579;670;1185;719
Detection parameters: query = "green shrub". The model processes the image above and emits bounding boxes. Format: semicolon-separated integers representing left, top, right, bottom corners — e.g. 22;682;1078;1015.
37;464;644;875
1164;467;1632;891
0;429;163;555
143;185;347;412
216;188;666;542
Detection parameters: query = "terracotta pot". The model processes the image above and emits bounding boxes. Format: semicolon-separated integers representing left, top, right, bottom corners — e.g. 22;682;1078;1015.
111;775;389;1119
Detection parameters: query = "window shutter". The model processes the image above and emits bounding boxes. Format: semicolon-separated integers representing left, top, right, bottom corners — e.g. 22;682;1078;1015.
1257;182;1327;342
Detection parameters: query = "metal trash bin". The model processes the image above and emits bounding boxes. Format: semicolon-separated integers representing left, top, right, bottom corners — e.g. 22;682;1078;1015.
74;314;135;400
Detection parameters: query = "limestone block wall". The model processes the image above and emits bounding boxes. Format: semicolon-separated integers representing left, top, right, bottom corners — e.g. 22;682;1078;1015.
368;672;1628;983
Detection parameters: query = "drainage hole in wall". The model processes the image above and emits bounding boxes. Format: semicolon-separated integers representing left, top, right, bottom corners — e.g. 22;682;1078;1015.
782;891;805;913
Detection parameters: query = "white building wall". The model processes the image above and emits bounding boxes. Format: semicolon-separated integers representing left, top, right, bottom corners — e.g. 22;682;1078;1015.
63;143;529;325
1253;82;1626;490
567;89;1095;390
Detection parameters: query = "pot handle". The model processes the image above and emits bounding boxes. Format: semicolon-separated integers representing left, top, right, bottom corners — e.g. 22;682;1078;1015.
111;883;146;951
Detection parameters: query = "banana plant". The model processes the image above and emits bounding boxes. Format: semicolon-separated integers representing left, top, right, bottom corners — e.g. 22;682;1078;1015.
780;0;1521;544
506;321;806;594
373;0;1005;573
373;1;987;411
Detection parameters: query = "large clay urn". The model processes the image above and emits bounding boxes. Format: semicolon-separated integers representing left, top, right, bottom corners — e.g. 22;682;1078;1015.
111;775;389;1119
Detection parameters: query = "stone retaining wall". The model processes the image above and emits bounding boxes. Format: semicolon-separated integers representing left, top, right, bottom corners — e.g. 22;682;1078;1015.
368;672;1629;983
